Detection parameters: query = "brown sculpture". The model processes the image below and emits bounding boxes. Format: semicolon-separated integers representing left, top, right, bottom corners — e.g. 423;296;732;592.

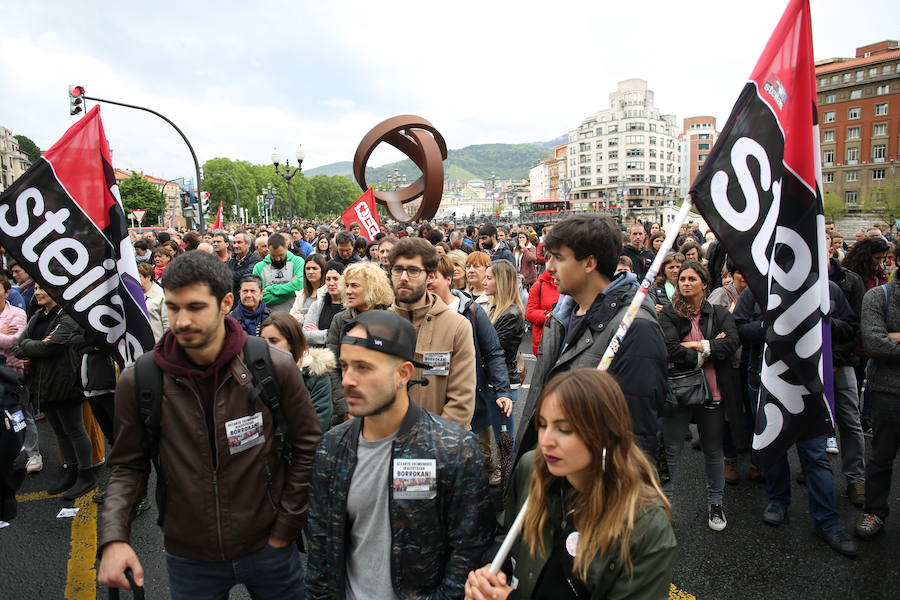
353;115;447;223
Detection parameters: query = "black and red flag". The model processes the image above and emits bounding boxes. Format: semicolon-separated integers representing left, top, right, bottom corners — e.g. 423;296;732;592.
690;0;832;469
0;106;154;366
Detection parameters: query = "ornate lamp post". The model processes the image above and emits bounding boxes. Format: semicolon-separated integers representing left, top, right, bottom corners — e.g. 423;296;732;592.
272;146;305;222
262;184;277;223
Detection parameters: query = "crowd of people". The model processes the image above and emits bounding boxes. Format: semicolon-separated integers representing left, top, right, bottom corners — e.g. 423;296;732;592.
4;211;898;598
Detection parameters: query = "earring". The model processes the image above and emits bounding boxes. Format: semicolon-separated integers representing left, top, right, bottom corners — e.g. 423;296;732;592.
601;447;607;472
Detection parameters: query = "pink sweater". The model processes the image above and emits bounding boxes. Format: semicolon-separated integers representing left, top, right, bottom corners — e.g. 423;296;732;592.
0;302;26;372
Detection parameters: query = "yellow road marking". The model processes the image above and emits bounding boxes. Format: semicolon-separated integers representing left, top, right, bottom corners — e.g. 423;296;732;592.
64;493;98;600
670;583;697;599
15;490;63;502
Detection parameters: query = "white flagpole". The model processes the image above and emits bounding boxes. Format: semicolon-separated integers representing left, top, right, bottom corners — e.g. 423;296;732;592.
489;198;696;575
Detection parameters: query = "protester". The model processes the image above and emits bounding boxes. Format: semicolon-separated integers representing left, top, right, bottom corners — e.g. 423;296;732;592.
305;310;494;599
648;231;666;256
447;249;470;293
152;246;173;281
254;235;269;260
679;239;703;264
9;261;33;309
303;261;346;347
13;284;93;501
0;277;35;473
377;236;398;272
465;369;676;600
260;312;333;432
512;231;537;291
484;259;524;418
252;233;305;313
517;215;667;459
477;224;515;264
524;263;560;356
389;237;477;428
97;250;321;597
210;230;231;262
855;269;900;539
229;275;271;336
333;231;360;267
620;223;654;281
466;251;492;311
315;235;332;258
658;261;743;532
226;231;261;296
653;251;684;313
290;226;313;258
325;261;394;359
290;252;328;322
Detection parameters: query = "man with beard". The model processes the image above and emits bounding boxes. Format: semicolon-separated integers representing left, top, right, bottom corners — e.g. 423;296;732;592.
253;233;305;313
305;310;492;600
388;238;476;427
620;223;655;282
98;250;321;598
333;231;361;268
477;224;514;264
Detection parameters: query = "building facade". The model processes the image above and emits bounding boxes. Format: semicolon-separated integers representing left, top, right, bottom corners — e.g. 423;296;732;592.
681;116;719;193
563;79;684;222
816;40;899;209
0;126;30;193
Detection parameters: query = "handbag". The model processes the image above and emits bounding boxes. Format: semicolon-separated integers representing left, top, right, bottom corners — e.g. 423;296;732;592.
666;311;714;409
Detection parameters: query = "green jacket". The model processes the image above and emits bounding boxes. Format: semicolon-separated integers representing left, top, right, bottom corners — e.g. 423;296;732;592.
299;347;335;433
252;252;305;309
500;451;677;600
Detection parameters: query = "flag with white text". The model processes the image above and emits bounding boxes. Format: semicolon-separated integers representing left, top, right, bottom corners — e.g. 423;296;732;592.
689;0;831;469
340;187;381;239
0;106;155;366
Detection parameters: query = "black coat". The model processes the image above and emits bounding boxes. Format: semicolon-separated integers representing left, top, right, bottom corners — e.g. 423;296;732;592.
659;302;749;451
13;306;83;408
492;306;524;387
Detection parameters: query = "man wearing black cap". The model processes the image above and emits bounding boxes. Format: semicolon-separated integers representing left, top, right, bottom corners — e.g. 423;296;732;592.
305;310;493;600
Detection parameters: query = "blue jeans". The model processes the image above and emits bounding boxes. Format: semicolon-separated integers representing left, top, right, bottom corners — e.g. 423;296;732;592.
166;542;305;600
764;435;841;533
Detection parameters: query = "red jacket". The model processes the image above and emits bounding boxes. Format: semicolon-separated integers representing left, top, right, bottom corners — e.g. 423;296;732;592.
525;270;560;355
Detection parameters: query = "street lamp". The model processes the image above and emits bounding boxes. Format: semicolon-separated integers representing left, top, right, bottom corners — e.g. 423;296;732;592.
262;184;277;223
272;146;305;222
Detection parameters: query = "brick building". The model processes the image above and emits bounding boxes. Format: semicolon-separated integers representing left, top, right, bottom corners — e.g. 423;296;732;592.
816;40;899;208
680;116;719;190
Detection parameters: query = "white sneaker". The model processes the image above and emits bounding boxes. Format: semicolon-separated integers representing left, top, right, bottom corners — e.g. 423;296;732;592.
825;437;839;455
26;454;43;474
708;504;727;532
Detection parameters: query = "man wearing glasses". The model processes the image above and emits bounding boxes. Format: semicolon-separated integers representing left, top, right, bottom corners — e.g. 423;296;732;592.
388;237;476;428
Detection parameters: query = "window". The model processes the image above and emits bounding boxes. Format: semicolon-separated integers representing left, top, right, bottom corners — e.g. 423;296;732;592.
823;130;835;142
608;138;619;147
872;168;885;181
823;149;834;164
843;73;852;82
609;176;618;183
579;142;591;152
876;85;890;95
846;171;858;182
609;163;618;171
884;65;893;74
626;148;644;157
698;143;710;150
824;111;836;123
845;191;858;203
649;175;657;183
580;166;591;175
649;136;657;145
579;178;590;187
849;90;862;99
625;161;644;170
608;151;618;159
869;67;878;77
649;162;657;170
831;75;839;84
649;124;657;132
848;107;860;119
824;94;836;103
856;71;864;81
595;153;603;161
874;103;888;116
625;135;644;144
873;123;887;136
847;126;860;139
873;144;886;160
627;122;645;131
608;125;618;133
819;77;828;86
649;149;657;158
596;177;603;185
595;127;603;136
823;172;834;183
595;165;603;173
698;133;711;139
847;147;859;162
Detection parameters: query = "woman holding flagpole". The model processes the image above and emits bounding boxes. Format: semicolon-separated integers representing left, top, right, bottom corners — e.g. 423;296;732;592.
465;369;676;600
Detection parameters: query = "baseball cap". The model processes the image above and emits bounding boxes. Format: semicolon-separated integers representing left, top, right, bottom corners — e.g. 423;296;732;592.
341;310;428;369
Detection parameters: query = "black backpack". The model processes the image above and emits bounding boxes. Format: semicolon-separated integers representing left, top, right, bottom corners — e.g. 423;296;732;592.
134;337;287;523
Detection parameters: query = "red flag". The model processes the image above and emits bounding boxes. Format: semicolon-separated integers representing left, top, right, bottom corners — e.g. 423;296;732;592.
213;200;223;229
340;188;381;239
689;0;830;469
0;106;155;366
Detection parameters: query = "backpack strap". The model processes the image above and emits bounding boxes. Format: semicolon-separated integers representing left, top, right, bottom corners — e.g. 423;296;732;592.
134;350;165;525
884;283;892;316
242;336;288;461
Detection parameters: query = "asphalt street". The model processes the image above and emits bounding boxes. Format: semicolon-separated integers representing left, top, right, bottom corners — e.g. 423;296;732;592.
2;332;899;599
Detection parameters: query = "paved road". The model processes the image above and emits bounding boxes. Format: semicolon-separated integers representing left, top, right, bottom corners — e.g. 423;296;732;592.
2;332;898;599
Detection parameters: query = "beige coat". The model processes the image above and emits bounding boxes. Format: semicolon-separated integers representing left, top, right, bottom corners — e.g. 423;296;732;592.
391;292;476;428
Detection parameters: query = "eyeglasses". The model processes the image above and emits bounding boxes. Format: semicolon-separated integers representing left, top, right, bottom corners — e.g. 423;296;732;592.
391;265;427;277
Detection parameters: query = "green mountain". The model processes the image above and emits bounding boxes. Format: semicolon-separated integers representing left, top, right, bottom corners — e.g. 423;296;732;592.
305;138;563;183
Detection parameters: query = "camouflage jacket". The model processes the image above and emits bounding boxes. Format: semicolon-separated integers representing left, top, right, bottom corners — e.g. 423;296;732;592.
305;401;494;600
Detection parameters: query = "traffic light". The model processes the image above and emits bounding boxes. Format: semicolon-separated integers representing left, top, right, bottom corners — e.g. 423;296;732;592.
68;85;85;116
179;191;190;210
200;192;211;217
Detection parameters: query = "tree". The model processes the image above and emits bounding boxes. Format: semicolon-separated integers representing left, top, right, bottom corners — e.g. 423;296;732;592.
119;173;165;225
13;134;41;164
823;191;847;221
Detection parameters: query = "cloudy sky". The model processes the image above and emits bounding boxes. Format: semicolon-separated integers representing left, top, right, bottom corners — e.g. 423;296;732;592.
1;0;897;180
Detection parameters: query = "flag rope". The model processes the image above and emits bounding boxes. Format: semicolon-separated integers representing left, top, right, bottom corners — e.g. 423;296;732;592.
489;198;696;574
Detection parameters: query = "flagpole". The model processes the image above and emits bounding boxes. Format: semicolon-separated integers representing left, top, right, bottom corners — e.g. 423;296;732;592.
489;197;696;575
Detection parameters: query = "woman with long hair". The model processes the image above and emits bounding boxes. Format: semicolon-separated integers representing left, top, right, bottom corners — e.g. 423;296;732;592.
648;231;666;256
652;251;684;314
315;235;333;258
290;253;328;321
658;261;742;532
260;312;334;432
303;260;346;347
447;250;469;293
485;260;525;400
842;237;890;290
678;239;703;264
512;231;537;291
466;251;492;310
465;369;676;600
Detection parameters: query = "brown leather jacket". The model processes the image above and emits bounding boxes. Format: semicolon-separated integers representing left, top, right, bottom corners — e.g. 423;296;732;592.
98;345;321;561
